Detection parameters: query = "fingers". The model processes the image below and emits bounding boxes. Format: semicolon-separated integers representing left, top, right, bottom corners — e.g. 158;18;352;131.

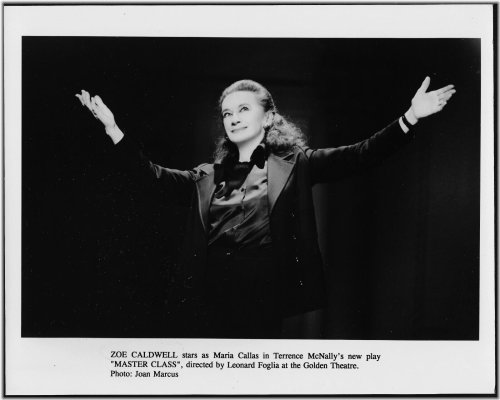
75;89;93;108
418;76;431;93
91;97;99;118
76;89;99;118
94;95;104;105
436;84;455;95
436;85;456;108
440;90;455;101
83;90;91;109
436;94;453;110
93;95;108;112
75;93;84;106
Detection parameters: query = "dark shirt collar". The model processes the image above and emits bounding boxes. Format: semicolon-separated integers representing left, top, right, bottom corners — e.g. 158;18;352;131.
221;142;267;167
249;142;267;169
213;142;268;197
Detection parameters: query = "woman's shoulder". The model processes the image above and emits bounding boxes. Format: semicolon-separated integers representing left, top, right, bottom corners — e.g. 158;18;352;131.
268;145;314;164
291;144;314;159
193;162;214;176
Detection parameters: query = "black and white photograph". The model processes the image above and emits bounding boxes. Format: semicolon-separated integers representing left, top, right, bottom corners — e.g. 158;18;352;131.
4;3;495;396
23;36;474;341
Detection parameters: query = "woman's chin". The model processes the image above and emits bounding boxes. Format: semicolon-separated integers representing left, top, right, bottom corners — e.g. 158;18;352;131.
227;132;264;146
228;135;251;145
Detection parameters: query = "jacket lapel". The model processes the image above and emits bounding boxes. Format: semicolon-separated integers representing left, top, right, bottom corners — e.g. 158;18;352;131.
195;153;295;234
196;171;215;233
268;153;295;215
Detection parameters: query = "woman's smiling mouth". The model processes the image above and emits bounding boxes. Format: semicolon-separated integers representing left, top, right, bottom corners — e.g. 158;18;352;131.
231;127;247;133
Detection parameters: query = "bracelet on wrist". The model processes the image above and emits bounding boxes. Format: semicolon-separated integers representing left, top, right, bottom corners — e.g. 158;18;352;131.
401;114;414;129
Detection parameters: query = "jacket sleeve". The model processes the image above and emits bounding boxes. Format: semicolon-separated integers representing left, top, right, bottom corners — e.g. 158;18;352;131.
304;119;414;184
112;134;204;205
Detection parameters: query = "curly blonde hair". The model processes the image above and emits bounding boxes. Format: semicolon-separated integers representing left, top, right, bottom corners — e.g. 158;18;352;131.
213;80;307;163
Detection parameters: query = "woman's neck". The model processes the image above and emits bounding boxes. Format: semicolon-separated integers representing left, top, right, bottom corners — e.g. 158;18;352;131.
236;131;265;162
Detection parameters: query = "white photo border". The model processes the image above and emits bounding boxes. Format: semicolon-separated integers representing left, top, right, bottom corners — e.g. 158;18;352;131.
4;3;495;395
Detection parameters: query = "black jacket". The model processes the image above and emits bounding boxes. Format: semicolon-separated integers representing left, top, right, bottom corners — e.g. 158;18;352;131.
115;119;413;320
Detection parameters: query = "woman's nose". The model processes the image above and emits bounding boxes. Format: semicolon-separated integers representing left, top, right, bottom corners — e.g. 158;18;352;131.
231;114;241;125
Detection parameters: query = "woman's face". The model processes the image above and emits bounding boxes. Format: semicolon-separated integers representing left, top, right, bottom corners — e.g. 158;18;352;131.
221;91;268;146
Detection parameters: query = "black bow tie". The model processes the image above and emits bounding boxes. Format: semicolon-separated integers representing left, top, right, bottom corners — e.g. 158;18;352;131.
213;143;267;199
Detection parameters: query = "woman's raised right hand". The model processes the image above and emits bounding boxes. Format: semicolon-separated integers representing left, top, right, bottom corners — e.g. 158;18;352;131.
75;90;116;129
75;90;124;144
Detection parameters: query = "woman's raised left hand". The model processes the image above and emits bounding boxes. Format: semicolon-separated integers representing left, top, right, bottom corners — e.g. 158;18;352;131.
408;76;456;122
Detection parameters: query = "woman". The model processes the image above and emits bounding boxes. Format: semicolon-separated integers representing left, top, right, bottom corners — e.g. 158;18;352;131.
76;78;455;338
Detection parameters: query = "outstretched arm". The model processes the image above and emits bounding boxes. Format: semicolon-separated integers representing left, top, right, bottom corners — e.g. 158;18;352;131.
307;77;456;183
74;90;199;205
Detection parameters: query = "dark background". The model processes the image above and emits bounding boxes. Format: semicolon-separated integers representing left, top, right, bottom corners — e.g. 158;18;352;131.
22;37;480;339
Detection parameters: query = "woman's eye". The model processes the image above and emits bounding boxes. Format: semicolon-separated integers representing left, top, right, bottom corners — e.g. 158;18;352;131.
240;106;249;112
222;112;231;118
